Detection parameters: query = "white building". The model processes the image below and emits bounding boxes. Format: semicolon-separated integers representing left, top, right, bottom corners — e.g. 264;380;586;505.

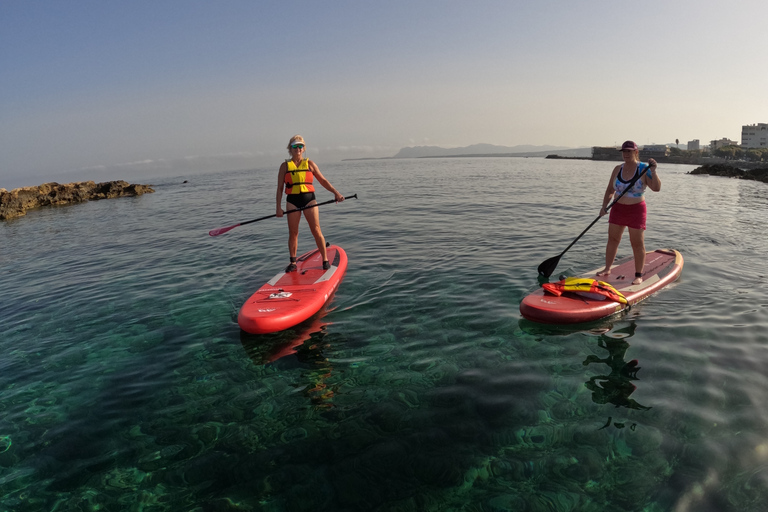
711;138;739;151
687;139;700;151
742;123;768;148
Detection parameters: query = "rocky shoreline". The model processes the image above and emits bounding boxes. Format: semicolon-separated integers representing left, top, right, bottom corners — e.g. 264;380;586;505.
689;164;768;183
0;181;155;220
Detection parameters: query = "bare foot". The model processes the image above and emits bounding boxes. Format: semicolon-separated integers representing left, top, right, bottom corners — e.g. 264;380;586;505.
632;276;643;285
596;269;611;277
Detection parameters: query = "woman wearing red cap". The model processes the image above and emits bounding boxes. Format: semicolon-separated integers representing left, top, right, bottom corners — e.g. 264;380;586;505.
596;141;661;284
276;135;345;272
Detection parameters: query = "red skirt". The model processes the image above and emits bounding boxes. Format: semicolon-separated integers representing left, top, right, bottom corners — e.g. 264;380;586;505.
609;201;646;230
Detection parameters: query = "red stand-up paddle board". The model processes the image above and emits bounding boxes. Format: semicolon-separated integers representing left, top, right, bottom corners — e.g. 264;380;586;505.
520;249;683;324
238;245;348;334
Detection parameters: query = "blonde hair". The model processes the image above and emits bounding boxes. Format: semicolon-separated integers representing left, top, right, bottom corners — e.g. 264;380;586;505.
287;135;305;154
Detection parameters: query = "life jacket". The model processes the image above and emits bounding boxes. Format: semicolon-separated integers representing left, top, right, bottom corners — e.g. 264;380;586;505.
542;277;628;304
284;159;315;194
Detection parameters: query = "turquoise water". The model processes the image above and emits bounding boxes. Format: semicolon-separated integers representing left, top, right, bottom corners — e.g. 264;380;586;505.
2;158;768;511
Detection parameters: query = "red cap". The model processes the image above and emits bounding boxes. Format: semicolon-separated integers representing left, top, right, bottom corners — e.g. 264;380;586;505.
620;141;639;151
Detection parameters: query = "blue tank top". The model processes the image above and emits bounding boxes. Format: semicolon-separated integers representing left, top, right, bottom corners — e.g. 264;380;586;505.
615;163;649;198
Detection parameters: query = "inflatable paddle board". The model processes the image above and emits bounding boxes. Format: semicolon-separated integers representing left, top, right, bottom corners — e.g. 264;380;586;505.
520;249;683;324
238;245;347;334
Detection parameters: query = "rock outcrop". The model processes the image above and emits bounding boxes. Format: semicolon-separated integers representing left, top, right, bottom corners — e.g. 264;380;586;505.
689;164;768;183
0;181;155;220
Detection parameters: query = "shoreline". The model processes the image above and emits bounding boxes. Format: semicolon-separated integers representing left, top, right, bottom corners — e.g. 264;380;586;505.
345;153;767;169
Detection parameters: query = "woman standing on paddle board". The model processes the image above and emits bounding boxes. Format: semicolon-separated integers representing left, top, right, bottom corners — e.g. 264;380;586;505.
276;135;345;273
596;141;661;285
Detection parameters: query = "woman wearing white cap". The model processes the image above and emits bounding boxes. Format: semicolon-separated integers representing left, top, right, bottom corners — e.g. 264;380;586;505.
596;141;661;284
276;135;345;272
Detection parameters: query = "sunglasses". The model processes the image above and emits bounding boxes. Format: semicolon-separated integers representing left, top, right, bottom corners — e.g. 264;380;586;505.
291;144;305;149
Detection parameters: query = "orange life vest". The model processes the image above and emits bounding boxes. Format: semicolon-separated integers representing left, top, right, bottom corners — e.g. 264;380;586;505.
284;159;315;194
542;277;628;304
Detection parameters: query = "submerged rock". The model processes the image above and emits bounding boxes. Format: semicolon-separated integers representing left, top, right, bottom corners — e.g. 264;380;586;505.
0;180;154;220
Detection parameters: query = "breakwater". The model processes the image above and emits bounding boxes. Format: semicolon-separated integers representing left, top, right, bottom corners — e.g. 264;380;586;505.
689;164;768;183
0;180;155;220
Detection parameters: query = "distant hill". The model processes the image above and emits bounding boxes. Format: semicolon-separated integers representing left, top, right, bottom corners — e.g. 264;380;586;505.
393;143;590;159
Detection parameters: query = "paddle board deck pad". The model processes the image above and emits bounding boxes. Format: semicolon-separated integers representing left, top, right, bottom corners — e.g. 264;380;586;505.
520;249;683;324
238;245;347;334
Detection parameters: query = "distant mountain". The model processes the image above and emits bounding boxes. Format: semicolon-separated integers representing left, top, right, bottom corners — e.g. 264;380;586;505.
393;143;589;158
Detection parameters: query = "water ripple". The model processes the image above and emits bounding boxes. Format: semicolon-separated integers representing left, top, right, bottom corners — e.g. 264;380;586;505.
2;160;768;510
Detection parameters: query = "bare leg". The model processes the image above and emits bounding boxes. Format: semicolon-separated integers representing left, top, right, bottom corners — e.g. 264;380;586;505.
302;203;328;262
628;227;646;284
286;204;301;259
597;223;625;276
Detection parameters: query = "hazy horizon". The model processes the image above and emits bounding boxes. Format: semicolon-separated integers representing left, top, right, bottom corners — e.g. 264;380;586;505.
2;1;767;189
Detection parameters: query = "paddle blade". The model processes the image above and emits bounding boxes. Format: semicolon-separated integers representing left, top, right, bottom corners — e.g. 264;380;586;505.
537;255;561;278
209;224;241;237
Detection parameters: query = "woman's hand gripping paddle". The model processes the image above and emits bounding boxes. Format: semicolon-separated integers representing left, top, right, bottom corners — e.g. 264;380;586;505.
209;194;358;236
537;165;650;278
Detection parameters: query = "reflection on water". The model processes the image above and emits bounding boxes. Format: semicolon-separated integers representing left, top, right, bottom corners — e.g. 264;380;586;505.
518;319;653;423
240;313;331;365
582;322;652;435
240;309;337;408
296;332;336;408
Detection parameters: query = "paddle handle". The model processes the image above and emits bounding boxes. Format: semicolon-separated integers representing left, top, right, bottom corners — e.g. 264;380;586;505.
264;193;357;224
208;194;358;236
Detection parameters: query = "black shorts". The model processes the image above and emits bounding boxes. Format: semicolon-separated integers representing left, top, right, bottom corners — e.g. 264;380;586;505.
286;192;316;209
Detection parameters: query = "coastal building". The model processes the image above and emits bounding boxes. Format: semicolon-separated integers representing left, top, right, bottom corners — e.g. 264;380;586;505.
592;144;670;160
687;139;700;151
741;123;768;148
640;145;669;159
591;146;620;160
711;138;739;151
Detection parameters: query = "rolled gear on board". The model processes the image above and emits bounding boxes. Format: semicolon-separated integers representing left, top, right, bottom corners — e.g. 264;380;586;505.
542;277;628;304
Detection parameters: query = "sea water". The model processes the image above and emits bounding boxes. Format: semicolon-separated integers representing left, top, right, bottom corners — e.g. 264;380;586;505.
1;158;767;511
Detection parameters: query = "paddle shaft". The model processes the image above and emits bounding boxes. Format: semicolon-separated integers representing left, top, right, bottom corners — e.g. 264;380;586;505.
209;194;358;236
563;165;649;253
537;164;650;276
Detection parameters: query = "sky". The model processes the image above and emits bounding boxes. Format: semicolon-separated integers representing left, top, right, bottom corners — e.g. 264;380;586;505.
2;0;767;189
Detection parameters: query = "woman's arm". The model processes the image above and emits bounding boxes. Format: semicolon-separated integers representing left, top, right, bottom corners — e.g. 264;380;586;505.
599;165;620;216
644;158;661;192
310;161;344;202
276;162;287;216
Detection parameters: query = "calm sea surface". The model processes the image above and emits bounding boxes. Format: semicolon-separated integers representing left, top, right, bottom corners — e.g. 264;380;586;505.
2;158;768;511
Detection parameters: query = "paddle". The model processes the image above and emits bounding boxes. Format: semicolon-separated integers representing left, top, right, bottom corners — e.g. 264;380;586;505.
537;164;651;277
209;194;358;236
